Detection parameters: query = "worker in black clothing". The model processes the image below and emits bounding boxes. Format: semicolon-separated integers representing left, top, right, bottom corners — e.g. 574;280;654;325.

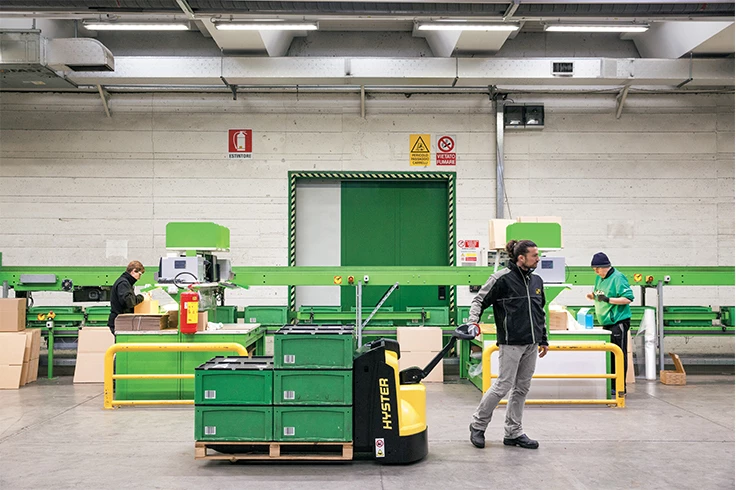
107;260;146;334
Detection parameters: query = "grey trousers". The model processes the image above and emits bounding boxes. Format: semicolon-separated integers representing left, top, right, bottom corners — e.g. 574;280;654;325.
471;343;538;439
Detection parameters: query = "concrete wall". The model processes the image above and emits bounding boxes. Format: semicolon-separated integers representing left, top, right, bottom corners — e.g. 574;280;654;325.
0;91;733;318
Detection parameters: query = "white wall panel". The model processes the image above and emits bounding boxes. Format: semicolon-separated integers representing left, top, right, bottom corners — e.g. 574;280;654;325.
0;91;732;316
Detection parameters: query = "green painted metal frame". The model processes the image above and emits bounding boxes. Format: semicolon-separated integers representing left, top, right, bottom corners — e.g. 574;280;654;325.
287;171;457;317
565;266;734;286
1;266;732;291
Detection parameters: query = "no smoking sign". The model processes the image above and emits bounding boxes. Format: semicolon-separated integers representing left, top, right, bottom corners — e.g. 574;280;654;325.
436;134;456;166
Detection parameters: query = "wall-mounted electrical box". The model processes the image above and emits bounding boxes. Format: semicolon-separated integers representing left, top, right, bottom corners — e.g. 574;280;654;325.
503;104;544;129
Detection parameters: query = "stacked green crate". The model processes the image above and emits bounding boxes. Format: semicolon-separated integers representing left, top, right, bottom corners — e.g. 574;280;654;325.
85;306;111;326
273;325;354;442
244;306;288;326
195;356;274;442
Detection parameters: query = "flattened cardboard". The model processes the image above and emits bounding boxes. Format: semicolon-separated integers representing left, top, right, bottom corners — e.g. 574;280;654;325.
20;361;30;386
73;352;107;383
396;327;442;352
398;351;443;383
114;314;168;332
28;358;39;382
0;365;23;389
77;327;115;353
24;328;42;361
488;219;516;249
0;332;27;365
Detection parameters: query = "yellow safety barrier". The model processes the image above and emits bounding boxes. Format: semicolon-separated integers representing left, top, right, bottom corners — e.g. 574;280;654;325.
103;342;249;409
481;342;626;408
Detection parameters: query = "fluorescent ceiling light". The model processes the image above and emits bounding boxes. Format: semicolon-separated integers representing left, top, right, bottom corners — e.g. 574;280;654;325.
416;23;519;32
545;25;649;33
215;22;318;31
84;23;189;31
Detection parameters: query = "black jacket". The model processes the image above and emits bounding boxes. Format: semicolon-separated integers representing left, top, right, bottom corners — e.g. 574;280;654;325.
469;262;548;346
107;271;144;329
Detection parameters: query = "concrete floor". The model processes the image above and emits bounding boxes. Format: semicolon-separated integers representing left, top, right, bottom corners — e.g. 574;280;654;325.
0;375;733;490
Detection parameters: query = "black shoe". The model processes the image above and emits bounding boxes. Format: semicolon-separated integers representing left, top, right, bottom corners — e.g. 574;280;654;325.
503;434;539;449
469;424;485;448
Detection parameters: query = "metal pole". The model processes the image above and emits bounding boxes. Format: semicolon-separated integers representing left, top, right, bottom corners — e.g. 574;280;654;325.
356;281;362;347
640;285;646;306
2;281;7;298
47;320;54;379
495;98;505;219
657;281;665;372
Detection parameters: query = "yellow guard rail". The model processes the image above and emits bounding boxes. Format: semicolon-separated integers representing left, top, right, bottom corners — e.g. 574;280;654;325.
103;342;249;409
482;342;626;408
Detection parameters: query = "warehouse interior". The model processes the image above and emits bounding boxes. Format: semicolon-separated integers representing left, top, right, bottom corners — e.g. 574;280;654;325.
0;1;734;488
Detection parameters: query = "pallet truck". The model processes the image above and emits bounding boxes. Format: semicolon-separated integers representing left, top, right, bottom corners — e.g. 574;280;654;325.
353;323;478;464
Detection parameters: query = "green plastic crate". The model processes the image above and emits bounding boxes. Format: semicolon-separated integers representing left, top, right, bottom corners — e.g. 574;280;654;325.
85;306;111;325
195;358;273;405
274;329;354;369
721;306;735;326
406;306;449;325
195;406;273;442
274;407;352;442
214;306;238;324
455;306;493;325
349;306;394;325
244;306;288;325
273;370;352;405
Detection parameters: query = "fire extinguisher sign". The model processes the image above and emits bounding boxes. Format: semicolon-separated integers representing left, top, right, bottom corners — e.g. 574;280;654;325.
228;129;253;159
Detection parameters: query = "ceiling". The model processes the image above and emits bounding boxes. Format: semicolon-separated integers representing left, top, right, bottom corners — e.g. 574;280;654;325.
0;1;733;92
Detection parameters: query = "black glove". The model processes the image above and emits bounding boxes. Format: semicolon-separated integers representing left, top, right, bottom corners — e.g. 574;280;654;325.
595;293;610;303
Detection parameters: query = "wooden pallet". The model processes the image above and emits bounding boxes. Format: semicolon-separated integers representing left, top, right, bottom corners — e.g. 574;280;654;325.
195;441;353;462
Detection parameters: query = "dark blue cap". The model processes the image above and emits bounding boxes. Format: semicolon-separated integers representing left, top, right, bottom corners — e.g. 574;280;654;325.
591;252;611;267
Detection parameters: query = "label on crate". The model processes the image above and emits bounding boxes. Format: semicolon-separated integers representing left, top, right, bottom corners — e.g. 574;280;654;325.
284;427;296;436
375;438;385;458
283;390;296;400
248;317;257;323
204;426;217;436
204;390;217;400
283;354;296;364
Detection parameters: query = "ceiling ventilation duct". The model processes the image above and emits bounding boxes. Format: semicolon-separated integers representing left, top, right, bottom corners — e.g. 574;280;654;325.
0;31;114;90
47;38;114;72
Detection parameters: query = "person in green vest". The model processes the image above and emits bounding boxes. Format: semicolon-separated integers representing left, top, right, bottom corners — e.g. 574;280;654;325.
586;252;635;394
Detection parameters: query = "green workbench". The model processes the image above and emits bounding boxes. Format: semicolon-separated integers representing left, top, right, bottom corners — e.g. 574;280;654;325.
116;325;265;401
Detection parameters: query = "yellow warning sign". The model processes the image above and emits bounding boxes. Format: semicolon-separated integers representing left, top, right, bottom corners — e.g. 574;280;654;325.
409;134;431;167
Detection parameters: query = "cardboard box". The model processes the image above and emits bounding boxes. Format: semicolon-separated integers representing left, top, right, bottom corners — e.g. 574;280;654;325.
114;314;168;332
77;327;115;354
197;311;208;332
488;219;516;249
0;298;26;332
0;332;27;365
399;351;443;383
396;327;442;352
548;310;568;331
24;328;41;361
0;365;23;389
134;298;159;315
73;352;107;383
